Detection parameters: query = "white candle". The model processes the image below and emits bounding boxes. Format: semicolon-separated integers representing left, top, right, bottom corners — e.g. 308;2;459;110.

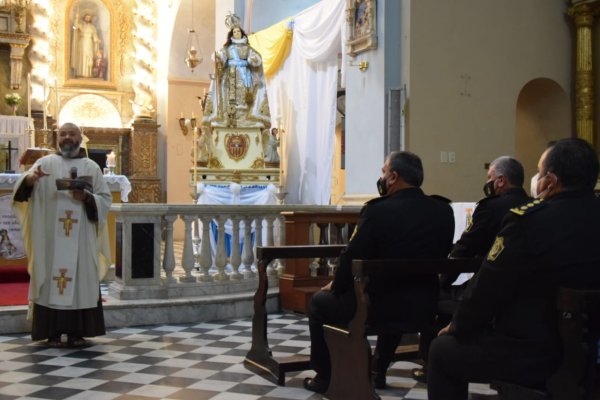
26;73;31;120
193;128;198;186
106;151;116;167
54;79;59;120
42;81;47;130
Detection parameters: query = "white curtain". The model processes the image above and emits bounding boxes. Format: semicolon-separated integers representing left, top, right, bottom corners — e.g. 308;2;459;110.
267;0;346;205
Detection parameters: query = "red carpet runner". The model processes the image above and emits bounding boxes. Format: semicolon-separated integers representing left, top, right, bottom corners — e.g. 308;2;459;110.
0;265;29;306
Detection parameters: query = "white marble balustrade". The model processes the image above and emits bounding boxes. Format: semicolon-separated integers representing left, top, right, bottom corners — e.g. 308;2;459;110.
108;203;361;301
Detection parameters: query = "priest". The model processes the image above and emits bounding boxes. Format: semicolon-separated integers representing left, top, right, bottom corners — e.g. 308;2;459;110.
13;122;112;348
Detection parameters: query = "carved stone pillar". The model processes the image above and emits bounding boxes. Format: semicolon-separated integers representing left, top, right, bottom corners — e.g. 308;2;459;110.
568;2;598;144
129;121;162;202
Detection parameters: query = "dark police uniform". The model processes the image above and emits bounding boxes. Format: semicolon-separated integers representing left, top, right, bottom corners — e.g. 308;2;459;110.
308;187;455;382
427;190;600;400
449;187;531;259
438;187;531;311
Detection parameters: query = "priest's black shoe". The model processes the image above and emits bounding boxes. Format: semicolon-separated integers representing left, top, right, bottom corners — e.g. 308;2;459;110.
303;376;329;394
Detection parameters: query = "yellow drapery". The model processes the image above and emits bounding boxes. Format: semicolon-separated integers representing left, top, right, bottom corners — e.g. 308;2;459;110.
248;18;293;78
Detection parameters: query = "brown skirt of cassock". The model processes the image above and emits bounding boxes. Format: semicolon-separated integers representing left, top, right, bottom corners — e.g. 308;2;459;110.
30;294;106;341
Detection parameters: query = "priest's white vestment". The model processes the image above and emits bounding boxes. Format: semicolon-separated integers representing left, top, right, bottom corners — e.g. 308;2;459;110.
13;154;112;311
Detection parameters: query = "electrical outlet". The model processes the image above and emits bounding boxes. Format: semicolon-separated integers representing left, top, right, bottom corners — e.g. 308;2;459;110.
448;152;456;163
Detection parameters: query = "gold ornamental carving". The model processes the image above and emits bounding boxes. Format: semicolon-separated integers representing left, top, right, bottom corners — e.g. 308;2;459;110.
224;133;250;161
568;1;600;145
250;157;265;169
207;156;224;169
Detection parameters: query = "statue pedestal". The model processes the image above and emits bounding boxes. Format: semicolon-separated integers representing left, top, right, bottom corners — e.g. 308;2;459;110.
192;127;280;185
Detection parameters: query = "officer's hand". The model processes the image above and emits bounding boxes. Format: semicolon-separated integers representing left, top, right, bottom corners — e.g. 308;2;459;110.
437;323;452;336
25;165;49;187
321;281;332;292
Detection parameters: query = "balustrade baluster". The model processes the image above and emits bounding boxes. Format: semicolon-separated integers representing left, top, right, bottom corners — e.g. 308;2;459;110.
254;216;263;276
162;215;177;283
265;216;276;277
276;215;286;275
214;216;229;281
198;216;213;282
230;216;242;280
180;215;197;282
242;217;255;278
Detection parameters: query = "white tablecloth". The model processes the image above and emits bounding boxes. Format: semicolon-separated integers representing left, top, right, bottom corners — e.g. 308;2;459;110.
0;173;131;202
0;116;30;172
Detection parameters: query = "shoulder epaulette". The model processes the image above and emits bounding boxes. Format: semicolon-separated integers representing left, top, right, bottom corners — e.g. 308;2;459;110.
510;198;545;216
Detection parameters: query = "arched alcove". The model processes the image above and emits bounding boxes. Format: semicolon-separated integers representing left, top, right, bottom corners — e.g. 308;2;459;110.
515;78;570;189
59;93;122;128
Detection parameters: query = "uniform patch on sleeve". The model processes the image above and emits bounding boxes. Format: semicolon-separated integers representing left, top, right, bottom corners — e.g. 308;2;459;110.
487;236;505;261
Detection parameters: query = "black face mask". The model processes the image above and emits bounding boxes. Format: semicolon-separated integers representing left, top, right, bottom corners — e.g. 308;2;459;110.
483;180;496;197
377;177;388;196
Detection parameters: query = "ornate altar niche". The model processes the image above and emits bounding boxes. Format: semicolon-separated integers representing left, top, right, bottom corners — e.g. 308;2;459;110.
32;121;161;203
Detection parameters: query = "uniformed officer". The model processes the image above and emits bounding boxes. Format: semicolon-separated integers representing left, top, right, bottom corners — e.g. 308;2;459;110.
413;156;532;382
427;138;600;400
303;151;455;394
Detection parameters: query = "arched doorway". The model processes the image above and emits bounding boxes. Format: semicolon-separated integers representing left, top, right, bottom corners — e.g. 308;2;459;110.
515;78;570;190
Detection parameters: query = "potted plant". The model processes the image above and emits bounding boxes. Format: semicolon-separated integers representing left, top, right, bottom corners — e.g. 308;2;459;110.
4;93;22;115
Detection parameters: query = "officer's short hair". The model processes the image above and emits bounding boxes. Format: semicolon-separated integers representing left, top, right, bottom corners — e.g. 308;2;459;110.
387;151;424;187
543;138;599;192
490;156;525;187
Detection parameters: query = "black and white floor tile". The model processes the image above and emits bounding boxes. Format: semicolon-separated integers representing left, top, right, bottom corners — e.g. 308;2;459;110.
0;314;498;400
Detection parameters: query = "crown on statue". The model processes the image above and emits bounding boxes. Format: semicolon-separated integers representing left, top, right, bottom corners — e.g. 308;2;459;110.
224;12;242;31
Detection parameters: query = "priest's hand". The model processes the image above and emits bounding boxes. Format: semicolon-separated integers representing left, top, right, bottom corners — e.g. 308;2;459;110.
321;281;333;292
25;165;49;187
71;189;89;202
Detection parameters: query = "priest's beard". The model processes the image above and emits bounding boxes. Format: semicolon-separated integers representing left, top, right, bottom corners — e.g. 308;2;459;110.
60;141;81;158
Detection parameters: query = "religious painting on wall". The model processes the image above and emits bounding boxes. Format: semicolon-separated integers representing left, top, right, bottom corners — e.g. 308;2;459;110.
65;0;114;87
346;0;377;57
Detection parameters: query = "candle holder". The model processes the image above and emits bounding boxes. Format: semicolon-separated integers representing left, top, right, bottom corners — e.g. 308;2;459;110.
178;117;188;135
39;128;52;149
275;184;288;205
107;166;115;176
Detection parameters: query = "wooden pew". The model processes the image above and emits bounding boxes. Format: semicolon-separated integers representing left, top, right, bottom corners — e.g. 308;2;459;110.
495;287;600;400
324;257;481;400
244;244;346;385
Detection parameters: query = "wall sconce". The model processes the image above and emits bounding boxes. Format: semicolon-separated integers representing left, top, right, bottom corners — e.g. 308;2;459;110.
178;114;197;136
349;60;369;72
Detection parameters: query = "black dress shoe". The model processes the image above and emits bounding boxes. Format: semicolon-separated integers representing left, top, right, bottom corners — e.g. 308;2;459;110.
303;376;329;394
411;367;427;383
372;372;386;389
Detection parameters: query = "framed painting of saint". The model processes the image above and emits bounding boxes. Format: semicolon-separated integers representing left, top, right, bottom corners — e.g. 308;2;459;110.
346;0;377;56
65;0;115;88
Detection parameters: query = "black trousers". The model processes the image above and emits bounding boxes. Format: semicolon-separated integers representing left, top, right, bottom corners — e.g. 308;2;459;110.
308;290;403;380
427;334;556;400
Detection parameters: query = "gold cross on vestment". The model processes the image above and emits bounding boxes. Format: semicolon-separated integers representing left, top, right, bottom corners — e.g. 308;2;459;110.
53;268;72;295
59;210;78;236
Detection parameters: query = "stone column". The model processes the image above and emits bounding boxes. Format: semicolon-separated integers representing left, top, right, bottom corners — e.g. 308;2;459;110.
568;2;598;144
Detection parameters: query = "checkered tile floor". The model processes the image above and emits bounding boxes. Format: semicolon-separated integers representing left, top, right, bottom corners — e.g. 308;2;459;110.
0;314;498;399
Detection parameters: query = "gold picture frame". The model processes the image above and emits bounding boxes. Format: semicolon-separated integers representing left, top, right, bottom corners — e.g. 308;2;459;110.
64;0;116;89
346;0;377;57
